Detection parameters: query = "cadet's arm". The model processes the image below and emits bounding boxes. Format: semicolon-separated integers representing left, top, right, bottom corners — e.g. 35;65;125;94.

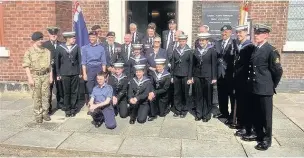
78;47;82;75
155;77;170;95
188;50;193;80
117;79;128;102
81;46;87;77
22;51;33;81
136;82;151;101
269;50;283;88
101;47;107;72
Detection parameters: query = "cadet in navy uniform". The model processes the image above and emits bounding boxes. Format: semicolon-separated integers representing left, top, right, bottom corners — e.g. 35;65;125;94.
129;23;144;44
56;32;82;117
233;25;255;136
193;33;217;122
146;37;168;76
119;34;133;78
148;58;171;121
245;24;283;151
107;62;129;118
128;65;152;124
171;34;193;118
89;72;116;129
81;31;107;95
42;26;64;113
129;44;148;77
215;25;238;122
102;32;121;74
162;19;177;50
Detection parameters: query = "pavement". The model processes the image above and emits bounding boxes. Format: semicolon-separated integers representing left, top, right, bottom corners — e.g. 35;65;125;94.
0;92;304;157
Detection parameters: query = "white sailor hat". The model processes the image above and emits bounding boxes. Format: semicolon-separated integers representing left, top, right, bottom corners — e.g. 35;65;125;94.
113;62;124;68
197;33;211;39
134;64;146;70
178;34;188;40
235;25;248;31
254;23;272;33
62;31;75;38
132;44;143;50
155;58;166;65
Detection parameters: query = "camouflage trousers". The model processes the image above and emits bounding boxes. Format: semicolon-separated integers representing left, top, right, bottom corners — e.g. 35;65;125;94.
32;74;50;119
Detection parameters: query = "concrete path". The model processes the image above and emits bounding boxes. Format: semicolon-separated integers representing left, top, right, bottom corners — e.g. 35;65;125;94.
0;92;304;157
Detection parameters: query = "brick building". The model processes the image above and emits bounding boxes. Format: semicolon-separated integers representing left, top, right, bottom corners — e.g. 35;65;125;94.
0;0;303;91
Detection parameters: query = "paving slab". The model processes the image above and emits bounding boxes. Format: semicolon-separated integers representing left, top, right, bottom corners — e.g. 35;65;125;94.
56;118;92;132
125;125;161;137
88;117;130;135
182;139;246;157
160;118;197;140
243;144;304;157
273;128;304;138
118;136;181;157
0;110;19;120
25;122;61;131
58;132;124;154
0;98;33;110
0;94;24;101
236;136;280;147
0;115;33;130
273;118;300;130
0;128;21;143
275;137;304;147
3;129;71;149
12;106;32;116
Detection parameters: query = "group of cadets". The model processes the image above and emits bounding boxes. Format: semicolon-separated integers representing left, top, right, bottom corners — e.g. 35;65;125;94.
23;18;283;151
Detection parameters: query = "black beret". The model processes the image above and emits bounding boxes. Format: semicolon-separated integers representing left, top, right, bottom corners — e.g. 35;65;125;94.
220;25;232;31
168;19;176;24
89;31;98;36
91;25;101;31
31;31;43;41
107;31;115;37
46;26;60;35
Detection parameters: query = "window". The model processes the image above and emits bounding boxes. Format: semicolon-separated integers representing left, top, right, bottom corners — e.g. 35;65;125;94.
283;0;304;51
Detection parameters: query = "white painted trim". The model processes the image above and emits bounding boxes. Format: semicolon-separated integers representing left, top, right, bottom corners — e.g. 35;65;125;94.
283;41;304;52
177;0;193;47
109;0;124;43
0;47;9;57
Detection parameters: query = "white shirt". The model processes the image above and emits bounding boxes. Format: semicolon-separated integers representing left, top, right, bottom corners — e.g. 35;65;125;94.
222;38;230;49
166;30;176;50
126;44;131;60
257;41;266;49
133;32;137;42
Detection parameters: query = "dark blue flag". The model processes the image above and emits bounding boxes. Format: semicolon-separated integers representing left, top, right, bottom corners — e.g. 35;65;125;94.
73;2;89;47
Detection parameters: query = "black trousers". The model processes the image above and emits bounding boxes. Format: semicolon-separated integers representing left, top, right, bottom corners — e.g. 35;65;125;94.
235;85;248;127
217;77;235;117
194;77;212;119
117;96;128;118
150;94;170;117
130;102;149;123
173;76;190;115
49;71;64;109
61;75;79;115
250;94;273;143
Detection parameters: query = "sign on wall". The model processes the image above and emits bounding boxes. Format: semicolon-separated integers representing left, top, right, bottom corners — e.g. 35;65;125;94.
202;3;240;39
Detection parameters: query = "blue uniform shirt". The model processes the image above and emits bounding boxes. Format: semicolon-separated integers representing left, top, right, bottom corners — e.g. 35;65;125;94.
81;43;107;66
91;83;113;104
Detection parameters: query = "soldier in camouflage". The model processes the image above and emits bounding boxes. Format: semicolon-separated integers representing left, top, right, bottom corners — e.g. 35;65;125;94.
22;31;53;123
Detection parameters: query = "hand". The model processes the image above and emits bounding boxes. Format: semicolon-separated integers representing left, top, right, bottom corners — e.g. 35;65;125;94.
79;75;82;78
49;76;53;84
89;104;97;112
28;77;34;87
187;79;193;85
148;92;155;101
211;80;217;84
133;98;138;104
129;98;135;104
112;96;118;105
83;74;87;81
57;76;61;81
171;78;174;83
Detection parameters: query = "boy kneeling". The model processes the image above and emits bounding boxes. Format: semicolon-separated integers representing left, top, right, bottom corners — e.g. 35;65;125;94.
89;72;117;129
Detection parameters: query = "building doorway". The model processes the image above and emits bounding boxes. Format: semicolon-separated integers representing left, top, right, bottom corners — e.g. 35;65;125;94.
126;1;177;37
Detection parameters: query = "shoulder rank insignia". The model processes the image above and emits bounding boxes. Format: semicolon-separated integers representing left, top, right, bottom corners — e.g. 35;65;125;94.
275;58;280;63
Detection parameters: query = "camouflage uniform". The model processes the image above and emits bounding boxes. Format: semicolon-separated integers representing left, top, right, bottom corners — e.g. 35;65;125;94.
22;46;51;120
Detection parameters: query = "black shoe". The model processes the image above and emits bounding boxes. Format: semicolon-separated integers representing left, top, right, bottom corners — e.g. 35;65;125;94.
148;116;156;121
195;117;201;121
129;119;135;124
70;113;76;117
213;113;222;118
255;141;270;151
180;114;186;118
94;122;102;128
87;111;92;115
241;134;257;141
202;119;208;122
225;119;233;125
173;113;179;117
65;114;71;117
218;114;229;119
234;129;246;137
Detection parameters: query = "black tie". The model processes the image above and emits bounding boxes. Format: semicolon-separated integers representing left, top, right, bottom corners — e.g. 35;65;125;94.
222;41;226;49
169;31;173;44
110;45;114;56
173;42;177;50
149;38;152;45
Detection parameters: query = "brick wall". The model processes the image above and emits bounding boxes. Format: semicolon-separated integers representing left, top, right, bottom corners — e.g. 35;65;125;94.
77;1;109;37
0;1;56;82
55;1;73;40
281;53;304;79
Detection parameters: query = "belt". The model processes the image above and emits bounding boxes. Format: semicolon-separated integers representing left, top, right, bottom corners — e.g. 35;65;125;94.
32;69;50;76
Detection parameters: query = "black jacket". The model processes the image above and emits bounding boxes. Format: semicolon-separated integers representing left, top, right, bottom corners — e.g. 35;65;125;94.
193;45;217;80
118;43;133;76
171;45;193;79
42;40;63;74
162;30;176;50
247;42;283;95
56;44;82;76
150;70;171;96
128;76;152;104
102;42;121;67
215;38;238;79
131;31;144;44
107;73;128;102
